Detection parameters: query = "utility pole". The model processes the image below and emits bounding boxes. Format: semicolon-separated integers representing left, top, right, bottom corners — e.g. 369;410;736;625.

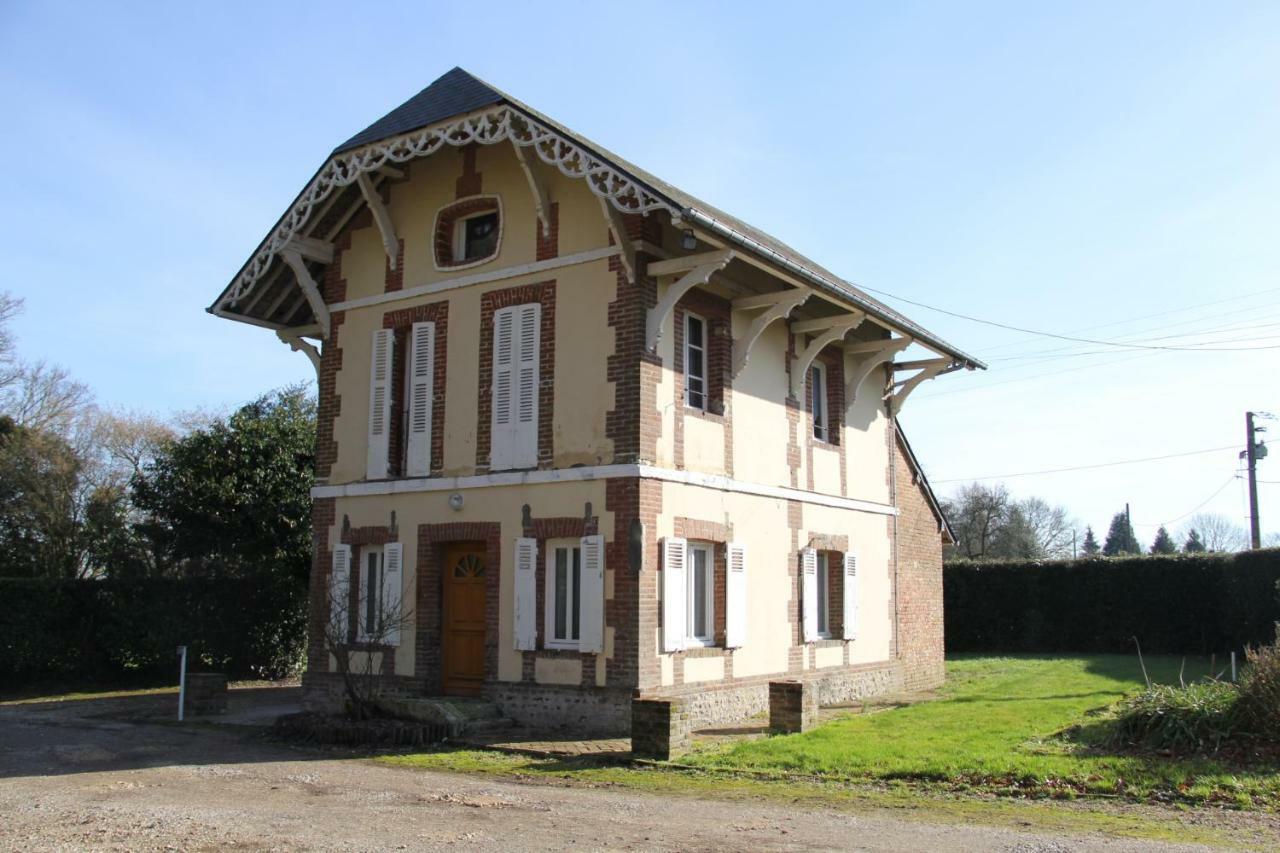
1246;412;1262;550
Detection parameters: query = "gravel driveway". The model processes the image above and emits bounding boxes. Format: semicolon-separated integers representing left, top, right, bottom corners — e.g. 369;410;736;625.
0;693;1266;851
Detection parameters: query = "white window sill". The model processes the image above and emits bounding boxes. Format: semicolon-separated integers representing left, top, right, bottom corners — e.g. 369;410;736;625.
543;640;580;652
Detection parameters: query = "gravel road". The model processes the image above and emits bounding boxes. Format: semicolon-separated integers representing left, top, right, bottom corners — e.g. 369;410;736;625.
0;697;1266;851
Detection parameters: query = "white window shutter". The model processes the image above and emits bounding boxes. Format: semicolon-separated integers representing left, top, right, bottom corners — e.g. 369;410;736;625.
513;537;538;650
801;547;819;643
381;543;403;647
405;322;434;477
366;328;394;479
330;544;351;642
514;303;540;468
842;553;858;640
725;542;747;649
661;537;688;652
490;307;515;470
578;534;605;653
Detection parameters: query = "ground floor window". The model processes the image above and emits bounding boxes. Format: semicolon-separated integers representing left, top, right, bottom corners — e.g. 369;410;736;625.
815;551;831;637
545;539;582;648
687;541;715;645
359;545;384;641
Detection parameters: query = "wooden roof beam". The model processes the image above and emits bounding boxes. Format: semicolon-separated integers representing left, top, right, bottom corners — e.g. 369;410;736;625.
645;252;734;352
281;249;331;339
845;337;913;405
731;289;810;377
789;313;866;398
356;172;399;270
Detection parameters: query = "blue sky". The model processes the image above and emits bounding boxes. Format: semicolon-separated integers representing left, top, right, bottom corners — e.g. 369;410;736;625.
1;1;1277;542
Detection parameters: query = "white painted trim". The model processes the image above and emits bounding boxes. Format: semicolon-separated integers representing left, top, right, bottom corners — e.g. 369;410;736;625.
329;245;621;313
280;249;331;338
311;464;900;516
355;173;399;270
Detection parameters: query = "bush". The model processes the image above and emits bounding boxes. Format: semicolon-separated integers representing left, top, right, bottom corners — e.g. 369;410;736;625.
0;576;307;688
1239;637;1280;740
1107;681;1242;753
944;549;1280;654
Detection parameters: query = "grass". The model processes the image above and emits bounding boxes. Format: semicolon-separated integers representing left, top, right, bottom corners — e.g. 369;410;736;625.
380;750;1274;849
685;655;1280;808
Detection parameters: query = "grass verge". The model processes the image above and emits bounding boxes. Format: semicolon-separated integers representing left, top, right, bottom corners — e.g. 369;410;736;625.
379;748;1275;849
686;656;1280;809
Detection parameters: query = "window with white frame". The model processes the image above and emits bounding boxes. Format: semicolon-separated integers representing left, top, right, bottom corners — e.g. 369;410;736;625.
815;551;831;637
360;545;384;641
684;312;707;410
686;541;715;645
810;361;828;442
545;539;582;648
453;210;500;264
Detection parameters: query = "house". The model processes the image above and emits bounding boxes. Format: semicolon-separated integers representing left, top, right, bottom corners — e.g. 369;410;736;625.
208;67;983;733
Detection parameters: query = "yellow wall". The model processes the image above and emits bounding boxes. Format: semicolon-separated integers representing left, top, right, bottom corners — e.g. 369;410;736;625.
326;478;612;683
653;481;893;685
327;145;619;483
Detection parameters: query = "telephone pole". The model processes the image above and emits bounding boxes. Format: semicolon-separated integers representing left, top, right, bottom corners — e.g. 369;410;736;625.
1246;412;1262;550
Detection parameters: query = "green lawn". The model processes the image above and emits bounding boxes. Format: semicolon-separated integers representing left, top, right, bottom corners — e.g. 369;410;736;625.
686;655;1280;807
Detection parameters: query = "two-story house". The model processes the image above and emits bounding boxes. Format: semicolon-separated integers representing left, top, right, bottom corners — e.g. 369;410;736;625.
208;68;982;733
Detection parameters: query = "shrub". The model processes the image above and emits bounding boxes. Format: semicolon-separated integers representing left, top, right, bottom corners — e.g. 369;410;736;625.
1239;638;1280;740
944;549;1280;654
0;576;307;687
1107;681;1242;753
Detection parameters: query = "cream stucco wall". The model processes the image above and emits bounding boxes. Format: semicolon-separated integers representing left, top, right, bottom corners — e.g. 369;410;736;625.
653;481;894;687
326;145;620;484
325;479;612;684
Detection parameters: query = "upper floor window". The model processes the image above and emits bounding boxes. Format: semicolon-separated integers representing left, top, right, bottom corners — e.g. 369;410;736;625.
455;211;499;263
434;197;502;269
490;302;540;470
810;361;828;441
685;312;707;410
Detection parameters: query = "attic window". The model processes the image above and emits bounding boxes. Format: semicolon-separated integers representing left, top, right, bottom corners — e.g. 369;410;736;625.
434;197;502;270
455;211;499;263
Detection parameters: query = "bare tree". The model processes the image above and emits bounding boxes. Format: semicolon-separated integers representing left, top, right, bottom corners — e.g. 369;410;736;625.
1019;496;1076;559
1181;513;1247;553
3;361;91;435
0;292;23;393
321;570;414;720
943;483;1012;560
1265;532;1280;549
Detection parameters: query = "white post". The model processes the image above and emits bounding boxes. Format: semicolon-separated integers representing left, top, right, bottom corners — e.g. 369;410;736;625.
1231;651;1237;683
177;645;188;721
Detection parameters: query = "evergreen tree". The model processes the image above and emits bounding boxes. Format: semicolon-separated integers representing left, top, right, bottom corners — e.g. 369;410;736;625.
1080;526;1101;556
1102;511;1142;556
1150;525;1177;555
1184;528;1206;553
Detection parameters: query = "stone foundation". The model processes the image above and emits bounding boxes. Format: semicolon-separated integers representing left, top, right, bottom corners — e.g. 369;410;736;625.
642;660;904;730
483;682;631;734
630;697;690;760
768;680;816;734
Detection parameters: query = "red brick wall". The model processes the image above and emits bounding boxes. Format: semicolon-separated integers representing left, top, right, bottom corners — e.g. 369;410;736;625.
891;428;947;690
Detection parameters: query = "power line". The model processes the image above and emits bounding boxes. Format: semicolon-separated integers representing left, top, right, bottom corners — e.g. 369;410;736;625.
974;286;1280;355
932;445;1239;484
861;284;1280;352
1133;474;1241;528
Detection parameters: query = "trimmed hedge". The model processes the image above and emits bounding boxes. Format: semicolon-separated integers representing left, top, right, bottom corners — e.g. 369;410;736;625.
944;549;1280;654
0;576;307;686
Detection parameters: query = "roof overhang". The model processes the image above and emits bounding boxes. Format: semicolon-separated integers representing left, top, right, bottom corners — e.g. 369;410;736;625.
208;68;984;374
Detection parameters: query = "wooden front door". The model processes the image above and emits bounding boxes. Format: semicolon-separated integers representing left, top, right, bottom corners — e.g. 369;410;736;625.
442;542;487;696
